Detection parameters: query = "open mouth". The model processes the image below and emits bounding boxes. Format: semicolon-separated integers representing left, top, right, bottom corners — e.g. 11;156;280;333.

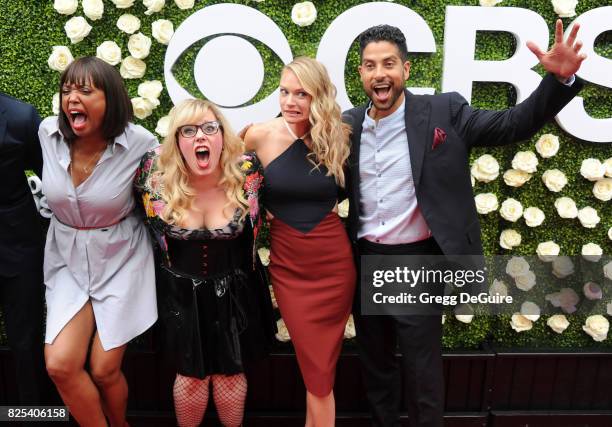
69;110;88;130
373;84;391;103
195;146;210;168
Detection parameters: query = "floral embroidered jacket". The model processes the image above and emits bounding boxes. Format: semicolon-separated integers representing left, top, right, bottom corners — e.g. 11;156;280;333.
133;147;265;270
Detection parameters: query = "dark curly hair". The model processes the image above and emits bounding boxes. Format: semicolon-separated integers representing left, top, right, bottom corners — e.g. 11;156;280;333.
358;25;408;62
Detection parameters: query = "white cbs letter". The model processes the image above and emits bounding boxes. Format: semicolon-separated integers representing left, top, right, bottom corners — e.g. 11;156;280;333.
317;2;436;112
441;6;548;104
556;7;612;143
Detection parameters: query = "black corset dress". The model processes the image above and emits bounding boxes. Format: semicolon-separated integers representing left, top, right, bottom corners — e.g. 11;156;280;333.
157;211;275;379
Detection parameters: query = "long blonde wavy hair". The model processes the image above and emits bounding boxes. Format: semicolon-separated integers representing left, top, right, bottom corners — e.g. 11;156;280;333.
155;99;248;225
283;56;351;187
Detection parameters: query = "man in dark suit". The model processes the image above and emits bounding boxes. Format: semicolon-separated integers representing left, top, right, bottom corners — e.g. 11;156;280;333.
343;22;585;427
0;92;46;404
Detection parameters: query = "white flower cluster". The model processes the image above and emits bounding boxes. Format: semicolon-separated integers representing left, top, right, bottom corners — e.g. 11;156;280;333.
131;80;164;119
51;0;175;115
506;257;536;292
510;300;541;333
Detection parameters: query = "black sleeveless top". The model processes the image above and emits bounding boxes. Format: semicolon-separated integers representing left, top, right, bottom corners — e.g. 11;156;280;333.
263;139;339;233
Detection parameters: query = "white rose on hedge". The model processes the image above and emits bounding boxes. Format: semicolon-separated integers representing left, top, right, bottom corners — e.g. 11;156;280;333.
515;271;536;292
48;46;74;72
511;151;538;173
510;313;533;332
609;227;612;241
474;193;498;214
83;0;104;21
479;0;503;6
455;314;474;324
506;256;530;278
138;80;163;101
604;261;612;281
552;256;574;279
581;243;602;262
552;0;578;18
174;0;194;9
120;56;146;79
337;198;349;218
454;304;474;324
536;240;560;262
577;206;600;228
499;229;521;250
535;133;560;158
65;17;92;44
471;174;475;187
54;0;77;15
489;279;508;297
547;315;569;334
604;158;612;177
582;315;609;342
523;207;545;227
112;0;135;8
96;41;122;66
499;198;523;222
583;282;603;300
344;314;356;339
503;169;532;187
593;178;612;202
542;169;567;192
144;0;165;15
554;197;578;219
117;14;141;34
52;93;60;115
152;19;174;45
128;32;152;60
131;97;156;120
471;154;499;183
580;158;605;181
546;288;579;314
269;285;277;309
291;1;317;27
155;115;171;137
521;301;541;322
275;319;291;342
257;247;270;267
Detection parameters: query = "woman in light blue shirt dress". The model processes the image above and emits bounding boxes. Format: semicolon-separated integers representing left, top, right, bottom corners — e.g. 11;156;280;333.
39;57;157;427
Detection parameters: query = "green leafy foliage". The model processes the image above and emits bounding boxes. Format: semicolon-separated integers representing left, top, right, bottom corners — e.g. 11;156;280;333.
1;0;610;349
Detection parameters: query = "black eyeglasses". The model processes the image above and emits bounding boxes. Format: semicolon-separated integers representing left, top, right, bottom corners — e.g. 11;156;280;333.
178;121;221;138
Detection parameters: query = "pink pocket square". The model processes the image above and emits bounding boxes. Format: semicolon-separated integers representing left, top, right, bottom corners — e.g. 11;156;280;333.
432;127;447;150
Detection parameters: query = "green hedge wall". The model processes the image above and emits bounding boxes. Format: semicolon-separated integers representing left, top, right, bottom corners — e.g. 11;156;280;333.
1;0;610;349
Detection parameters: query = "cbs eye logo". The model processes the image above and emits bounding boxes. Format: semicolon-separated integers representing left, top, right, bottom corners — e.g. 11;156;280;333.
164;3;436;130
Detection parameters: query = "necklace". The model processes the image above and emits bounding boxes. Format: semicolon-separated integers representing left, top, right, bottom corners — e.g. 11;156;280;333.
70;144;104;175
283;119;309;141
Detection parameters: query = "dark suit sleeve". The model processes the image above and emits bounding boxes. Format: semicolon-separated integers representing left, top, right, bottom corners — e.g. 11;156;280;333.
24;105;43;178
450;73;583;148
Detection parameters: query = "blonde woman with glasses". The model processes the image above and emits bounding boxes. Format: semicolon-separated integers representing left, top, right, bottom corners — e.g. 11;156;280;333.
135;99;275;427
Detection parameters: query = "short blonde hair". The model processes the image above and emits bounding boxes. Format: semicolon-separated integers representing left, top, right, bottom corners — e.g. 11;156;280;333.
156;99;248;225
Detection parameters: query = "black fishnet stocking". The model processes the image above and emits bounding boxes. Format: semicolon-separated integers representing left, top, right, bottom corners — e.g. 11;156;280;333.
173;374;210;427
211;373;247;427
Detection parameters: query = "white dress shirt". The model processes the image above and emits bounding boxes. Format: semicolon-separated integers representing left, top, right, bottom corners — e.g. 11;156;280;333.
358;102;431;244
